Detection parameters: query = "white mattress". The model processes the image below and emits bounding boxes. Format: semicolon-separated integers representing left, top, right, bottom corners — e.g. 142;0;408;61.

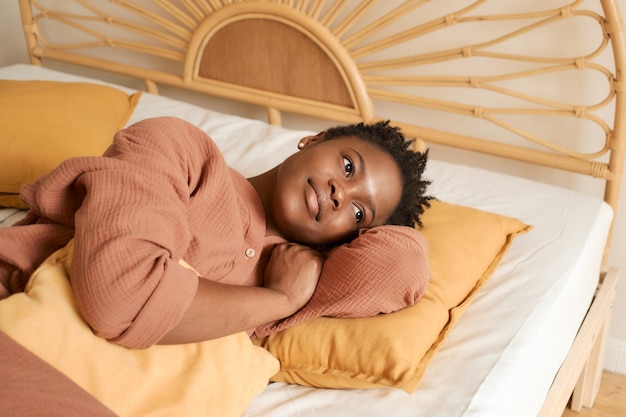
0;64;613;417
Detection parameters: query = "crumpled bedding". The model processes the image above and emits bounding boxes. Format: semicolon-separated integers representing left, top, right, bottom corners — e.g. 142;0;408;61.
0;330;118;417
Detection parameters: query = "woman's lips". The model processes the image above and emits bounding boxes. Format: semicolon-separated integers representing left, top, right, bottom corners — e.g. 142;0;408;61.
306;179;321;221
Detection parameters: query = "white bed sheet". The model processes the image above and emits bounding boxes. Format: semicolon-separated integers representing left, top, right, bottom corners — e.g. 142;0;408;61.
0;64;613;417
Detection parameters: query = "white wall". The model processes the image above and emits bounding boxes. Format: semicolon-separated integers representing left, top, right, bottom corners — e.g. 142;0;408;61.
1;2;29;65
2;1;626;374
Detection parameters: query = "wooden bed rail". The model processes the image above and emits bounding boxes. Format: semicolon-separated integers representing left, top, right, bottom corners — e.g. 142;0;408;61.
537;267;619;417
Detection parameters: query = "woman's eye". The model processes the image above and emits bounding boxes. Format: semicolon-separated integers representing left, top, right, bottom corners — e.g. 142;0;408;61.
343;156;353;176
353;204;364;224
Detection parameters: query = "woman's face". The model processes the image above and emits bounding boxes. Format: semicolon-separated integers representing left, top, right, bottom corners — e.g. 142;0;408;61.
270;134;402;246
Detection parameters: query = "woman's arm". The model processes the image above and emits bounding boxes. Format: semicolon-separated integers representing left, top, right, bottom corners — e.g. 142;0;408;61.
159;242;323;344
69;118;230;348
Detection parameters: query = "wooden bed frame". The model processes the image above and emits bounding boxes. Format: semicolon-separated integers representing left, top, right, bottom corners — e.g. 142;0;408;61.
16;1;623;415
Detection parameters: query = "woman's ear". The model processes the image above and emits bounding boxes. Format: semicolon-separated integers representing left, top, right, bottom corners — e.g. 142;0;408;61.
298;131;326;149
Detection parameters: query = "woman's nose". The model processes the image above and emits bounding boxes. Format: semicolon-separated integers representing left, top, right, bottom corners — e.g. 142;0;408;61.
329;180;345;209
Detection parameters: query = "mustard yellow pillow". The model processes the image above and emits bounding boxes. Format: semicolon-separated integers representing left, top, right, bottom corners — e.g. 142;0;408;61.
0;242;279;417
254;200;531;393
0;80;141;208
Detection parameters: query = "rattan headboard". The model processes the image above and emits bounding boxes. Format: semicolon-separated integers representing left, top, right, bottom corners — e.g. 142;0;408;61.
17;0;626;259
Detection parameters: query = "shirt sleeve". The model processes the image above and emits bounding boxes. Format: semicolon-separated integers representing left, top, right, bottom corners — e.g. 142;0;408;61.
70;117;226;348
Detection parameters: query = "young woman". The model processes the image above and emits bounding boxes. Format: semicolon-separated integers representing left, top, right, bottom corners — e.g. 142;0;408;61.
0;117;432;348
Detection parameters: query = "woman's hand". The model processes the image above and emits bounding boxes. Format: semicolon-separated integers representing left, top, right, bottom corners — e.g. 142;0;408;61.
159;243;324;345
263;242;324;313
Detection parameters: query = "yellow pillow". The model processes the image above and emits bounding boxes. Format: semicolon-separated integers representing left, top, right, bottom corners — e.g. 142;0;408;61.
0;241;279;417
254;200;531;393
0;80;141;208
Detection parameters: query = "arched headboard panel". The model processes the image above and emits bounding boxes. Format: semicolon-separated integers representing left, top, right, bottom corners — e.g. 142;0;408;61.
199;19;352;106
184;3;373;124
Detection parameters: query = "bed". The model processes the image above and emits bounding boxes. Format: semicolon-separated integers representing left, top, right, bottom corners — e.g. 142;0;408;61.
0;0;623;416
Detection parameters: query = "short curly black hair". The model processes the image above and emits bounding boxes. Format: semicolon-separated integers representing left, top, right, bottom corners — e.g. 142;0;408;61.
324;120;434;228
